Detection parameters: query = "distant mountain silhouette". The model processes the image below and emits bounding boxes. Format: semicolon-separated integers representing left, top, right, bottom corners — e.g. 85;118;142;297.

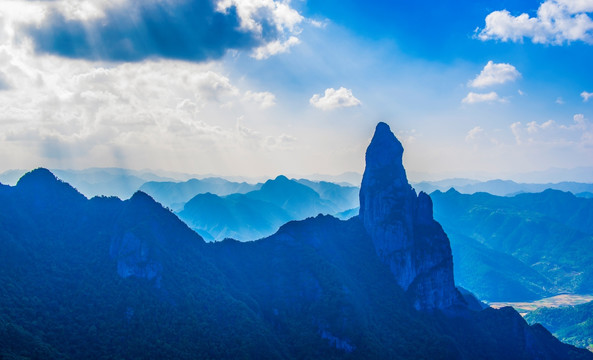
432;188;593;301
177;176;357;241
0;124;590;359
0;167;176;199
247;175;337;218
414;179;593;197
577;192;593;199
178;192;292;241
296;179;359;211
140;177;261;210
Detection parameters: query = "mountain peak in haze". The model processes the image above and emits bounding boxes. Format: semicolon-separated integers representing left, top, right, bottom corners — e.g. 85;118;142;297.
360;122;462;310
15;168;86;205
17;168;61;187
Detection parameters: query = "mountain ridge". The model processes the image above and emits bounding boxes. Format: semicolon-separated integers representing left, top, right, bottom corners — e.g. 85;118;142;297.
0;123;590;359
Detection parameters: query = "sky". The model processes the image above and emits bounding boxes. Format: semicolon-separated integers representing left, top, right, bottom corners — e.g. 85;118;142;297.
0;0;592;182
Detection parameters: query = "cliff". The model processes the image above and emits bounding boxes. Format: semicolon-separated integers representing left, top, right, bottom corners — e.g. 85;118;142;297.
359;122;462;310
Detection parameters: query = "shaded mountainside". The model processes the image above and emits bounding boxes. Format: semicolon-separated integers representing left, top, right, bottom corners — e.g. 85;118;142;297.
448;232;554;301
178;192;292;241
525;301;593;351
296;179;359;212
0;123;590;359
431;188;593;300
246;175;338;219
0;169;282;359
177;176;358;242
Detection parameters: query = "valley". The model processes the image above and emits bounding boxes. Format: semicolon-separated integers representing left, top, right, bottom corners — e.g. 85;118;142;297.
489;294;593;315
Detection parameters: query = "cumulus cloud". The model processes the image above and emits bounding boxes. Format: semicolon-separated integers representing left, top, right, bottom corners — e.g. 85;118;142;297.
462;91;502;104
309;87;361;110
25;0;304;62
582;91;593;101
217;0;303;34
251;36;300;59
469;61;521;88
477;0;593;45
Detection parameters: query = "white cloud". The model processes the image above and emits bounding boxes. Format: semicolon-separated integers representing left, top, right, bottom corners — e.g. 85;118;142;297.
251;36;300;59
510;114;592;146
310;87;361;110
462;91;502;104
582;90;593;101
309;19;328;28
556;97;565;104
217;0;304;59
465;126;485;142
3;0;305;62
0;33;290;171
217;0;304;34
244;90;276;108
54;0;129;21
469;61;521;88
477;0;593;45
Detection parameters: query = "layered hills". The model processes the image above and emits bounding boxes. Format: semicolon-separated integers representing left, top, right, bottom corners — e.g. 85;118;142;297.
431;189;593;301
177;176;358;241
0;123;589;359
415;179;593;197
525;300;593;351
140;177;261;210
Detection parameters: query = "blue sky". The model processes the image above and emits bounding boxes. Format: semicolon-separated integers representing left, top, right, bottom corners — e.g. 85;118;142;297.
0;0;592;182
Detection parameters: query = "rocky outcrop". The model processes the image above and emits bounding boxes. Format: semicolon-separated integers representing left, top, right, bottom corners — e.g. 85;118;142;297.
359;122;462;310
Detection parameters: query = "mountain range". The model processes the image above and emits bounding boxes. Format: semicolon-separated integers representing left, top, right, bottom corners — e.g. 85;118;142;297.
414;179;593;197
431;188;593;301
140;177;262;211
177;176;359;241
0;168;177;199
525;300;593;351
0;123;589;359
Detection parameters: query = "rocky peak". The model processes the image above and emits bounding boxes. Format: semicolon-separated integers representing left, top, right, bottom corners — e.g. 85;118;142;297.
361;122;407;189
359;122;462;310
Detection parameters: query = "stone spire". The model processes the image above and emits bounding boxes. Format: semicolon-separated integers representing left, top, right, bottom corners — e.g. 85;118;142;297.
359;122;462;310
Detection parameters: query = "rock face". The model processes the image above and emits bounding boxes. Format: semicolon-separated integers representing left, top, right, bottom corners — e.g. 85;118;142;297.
359;122;462;310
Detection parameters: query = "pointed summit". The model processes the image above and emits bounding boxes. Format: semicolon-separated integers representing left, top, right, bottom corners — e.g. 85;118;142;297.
363;122;405;179
359;123;462;310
